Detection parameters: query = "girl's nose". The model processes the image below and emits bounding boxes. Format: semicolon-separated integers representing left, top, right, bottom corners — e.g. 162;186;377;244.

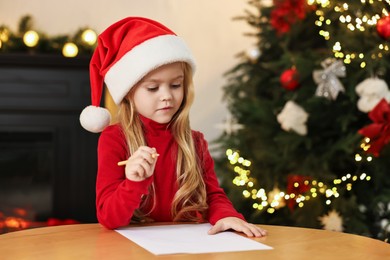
159;86;173;101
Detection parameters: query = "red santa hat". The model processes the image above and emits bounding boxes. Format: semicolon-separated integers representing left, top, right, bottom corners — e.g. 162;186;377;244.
79;17;196;133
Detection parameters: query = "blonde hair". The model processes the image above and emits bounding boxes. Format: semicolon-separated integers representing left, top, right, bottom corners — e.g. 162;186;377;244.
117;62;208;222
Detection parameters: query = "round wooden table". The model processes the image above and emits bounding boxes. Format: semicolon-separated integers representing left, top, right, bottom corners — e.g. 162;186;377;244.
0;223;389;259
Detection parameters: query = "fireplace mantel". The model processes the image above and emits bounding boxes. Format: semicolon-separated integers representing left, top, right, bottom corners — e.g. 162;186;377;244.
0;53;91;68
0;54;98;226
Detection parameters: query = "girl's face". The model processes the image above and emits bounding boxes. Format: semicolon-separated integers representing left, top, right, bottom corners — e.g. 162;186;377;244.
132;62;185;124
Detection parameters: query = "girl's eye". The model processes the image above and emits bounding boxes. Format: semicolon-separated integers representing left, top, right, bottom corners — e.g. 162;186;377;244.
147;86;159;92
171;83;182;89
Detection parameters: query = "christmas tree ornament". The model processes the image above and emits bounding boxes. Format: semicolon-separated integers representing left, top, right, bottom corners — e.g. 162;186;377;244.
358;99;390;157
377;202;390;235
313;58;346;100
270;0;308;34
286;174;311;211
276;100;309;136
376;16;390;40
355;77;390;113
280;68;300;90
215;113;244;135
318;210;344;232
246;47;261;63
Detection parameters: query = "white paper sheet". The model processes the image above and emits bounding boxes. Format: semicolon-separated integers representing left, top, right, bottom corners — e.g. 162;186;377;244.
115;223;273;255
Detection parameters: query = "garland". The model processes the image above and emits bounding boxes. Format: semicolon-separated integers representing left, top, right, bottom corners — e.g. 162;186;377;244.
0;15;96;57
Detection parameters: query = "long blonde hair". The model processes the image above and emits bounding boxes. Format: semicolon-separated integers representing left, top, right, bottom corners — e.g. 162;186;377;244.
117;62;208;222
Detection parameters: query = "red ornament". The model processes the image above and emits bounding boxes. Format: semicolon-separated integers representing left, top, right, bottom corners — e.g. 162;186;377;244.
358;99;390;157
280;68;300;90
376;16;390;40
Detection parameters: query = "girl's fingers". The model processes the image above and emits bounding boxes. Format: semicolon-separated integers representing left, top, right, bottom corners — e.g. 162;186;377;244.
138;147;158;164
124;146;158;181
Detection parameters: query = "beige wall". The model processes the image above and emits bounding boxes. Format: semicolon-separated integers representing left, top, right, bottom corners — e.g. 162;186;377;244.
0;0;255;142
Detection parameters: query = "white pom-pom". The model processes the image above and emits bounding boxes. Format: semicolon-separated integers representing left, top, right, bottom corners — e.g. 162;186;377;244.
79;105;111;133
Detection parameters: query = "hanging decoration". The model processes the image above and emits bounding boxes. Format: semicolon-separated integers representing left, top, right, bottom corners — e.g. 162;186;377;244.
318;210;344;232
276;100;309;136
280;67;300;90
358;98;390;157
215;113;244;135
355;77;390;113
286;174;311;211
313;58;346;100
270;0;309;34
246;47;261;63
376;15;390;40
0;15;97;57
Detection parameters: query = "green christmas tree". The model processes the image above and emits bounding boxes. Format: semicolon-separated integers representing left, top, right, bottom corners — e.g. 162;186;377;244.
214;0;390;241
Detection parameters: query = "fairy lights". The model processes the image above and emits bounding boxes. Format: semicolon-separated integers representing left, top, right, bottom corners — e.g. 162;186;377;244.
23;30;39;47
308;0;390;66
0;16;97;57
226;148;371;214
62;42;78;58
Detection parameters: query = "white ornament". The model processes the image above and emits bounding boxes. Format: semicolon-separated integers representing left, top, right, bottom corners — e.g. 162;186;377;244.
246;47;261;62
215;113;244;135
277;101;309;136
355;77;390;113
318;210;344;232
380;219;390;233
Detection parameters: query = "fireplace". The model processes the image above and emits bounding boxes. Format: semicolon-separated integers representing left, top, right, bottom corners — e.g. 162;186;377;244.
0;54;99;233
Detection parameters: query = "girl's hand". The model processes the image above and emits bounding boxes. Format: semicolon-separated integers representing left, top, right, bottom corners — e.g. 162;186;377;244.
124;146;158;182
208;217;267;237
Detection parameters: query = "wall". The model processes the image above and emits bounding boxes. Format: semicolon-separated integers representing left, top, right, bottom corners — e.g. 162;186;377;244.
0;0;255;142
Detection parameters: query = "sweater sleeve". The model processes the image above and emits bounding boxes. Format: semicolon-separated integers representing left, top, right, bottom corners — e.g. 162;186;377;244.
95;125;153;229
193;131;246;224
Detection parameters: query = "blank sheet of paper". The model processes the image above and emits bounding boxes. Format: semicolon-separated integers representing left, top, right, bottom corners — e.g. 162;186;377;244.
115;223;273;255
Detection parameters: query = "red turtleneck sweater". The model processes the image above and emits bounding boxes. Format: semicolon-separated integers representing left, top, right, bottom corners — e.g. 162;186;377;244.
96;116;245;229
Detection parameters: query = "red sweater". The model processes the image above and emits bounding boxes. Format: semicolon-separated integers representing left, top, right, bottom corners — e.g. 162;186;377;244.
96;116;245;229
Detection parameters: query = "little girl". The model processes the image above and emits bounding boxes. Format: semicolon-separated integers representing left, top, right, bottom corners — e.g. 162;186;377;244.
80;17;266;237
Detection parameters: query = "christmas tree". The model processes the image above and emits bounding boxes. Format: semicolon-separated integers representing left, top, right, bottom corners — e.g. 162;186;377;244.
214;0;390;241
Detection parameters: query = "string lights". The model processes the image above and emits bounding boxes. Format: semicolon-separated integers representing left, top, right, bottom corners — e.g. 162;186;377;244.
0;16;97;57
307;0;390;67
225;147;371;214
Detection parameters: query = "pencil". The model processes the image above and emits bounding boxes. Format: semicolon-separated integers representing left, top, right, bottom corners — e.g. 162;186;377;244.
117;153;159;166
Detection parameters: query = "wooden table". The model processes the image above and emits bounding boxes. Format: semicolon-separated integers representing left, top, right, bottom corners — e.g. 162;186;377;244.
0;223;389;259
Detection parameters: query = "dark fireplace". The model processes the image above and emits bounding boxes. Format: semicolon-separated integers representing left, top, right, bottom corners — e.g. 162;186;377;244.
0;54;99;233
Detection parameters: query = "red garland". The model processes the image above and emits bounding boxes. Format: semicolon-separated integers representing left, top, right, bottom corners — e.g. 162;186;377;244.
270;0;309;34
358;99;390;157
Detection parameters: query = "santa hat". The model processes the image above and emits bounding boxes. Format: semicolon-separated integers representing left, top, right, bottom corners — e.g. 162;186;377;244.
79;17;196;133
